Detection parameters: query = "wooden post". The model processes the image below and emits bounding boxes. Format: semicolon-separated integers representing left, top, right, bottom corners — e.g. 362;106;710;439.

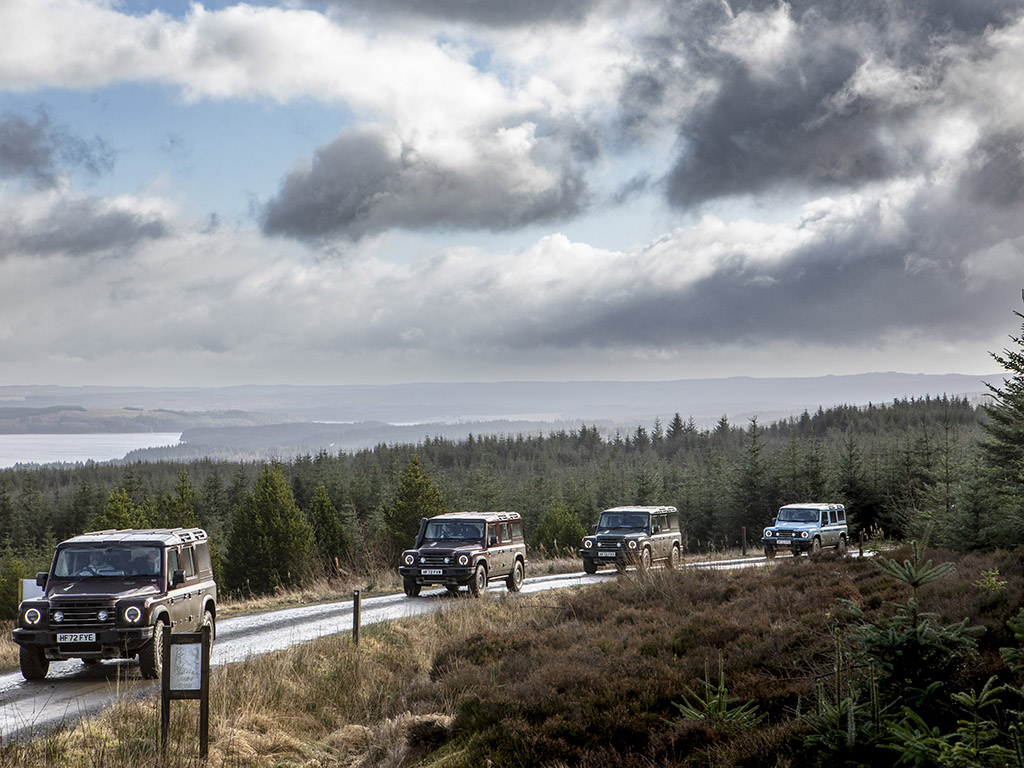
741;527;747;556
859;530;864;558
160;624;212;761
352;590;361;646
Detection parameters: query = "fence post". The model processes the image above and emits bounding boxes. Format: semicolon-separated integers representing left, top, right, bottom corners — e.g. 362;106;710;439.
859;530;864;558
352;590;361;645
741;527;747;556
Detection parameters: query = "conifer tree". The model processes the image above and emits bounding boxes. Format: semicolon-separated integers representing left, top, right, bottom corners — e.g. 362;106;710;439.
94;487;151;531
978;300;1024;545
381;455;446;554
307;483;350;573
225;464;315;595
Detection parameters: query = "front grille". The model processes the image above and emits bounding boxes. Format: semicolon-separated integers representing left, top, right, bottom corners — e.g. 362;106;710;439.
51;602;116;628
596;539;623;550
775;531;796;539
418;553;454;566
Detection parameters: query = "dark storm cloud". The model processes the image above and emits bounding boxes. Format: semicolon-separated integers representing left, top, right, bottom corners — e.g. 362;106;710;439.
262;127;587;240
638;0;1024;208
0;110;114;187
323;0;599;27
3;198;170;257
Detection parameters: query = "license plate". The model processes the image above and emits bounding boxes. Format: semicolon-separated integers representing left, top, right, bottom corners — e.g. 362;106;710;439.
776;540;791;545
58;633;95;643
598;551;617;557
422;568;443;575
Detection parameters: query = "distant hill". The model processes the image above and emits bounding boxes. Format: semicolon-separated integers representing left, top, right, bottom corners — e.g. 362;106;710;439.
0;373;1000;427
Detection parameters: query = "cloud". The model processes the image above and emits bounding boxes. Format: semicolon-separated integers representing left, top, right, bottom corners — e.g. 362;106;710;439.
0;189;172;257
0;109;114;187
262;125;588;239
323;0;601;27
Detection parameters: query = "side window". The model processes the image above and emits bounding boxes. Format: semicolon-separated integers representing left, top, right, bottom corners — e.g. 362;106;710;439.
182;546;197;578
499;523;511;543
667;513;679;532
487;524;498;546
167;548;181;584
510;521;523;540
838;509;846;524
195;543;212;573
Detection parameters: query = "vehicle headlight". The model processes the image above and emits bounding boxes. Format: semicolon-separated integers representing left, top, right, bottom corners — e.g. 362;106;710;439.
445;557;451;564
52;610;64;623
628;540;637;550
97;609;109;622
404;554;414;565
584;539;593;549
800;531;809;538
458;555;469;566
764;529;773;537
24;608;42;625
124;606;142;624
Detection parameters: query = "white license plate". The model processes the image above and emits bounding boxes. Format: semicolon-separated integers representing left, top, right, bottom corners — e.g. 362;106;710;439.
422;568;443;575
57;633;96;643
776;540;791;545
598;551;618;557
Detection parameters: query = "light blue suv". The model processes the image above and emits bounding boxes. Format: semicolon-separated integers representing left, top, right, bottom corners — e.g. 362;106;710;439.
762;503;848;558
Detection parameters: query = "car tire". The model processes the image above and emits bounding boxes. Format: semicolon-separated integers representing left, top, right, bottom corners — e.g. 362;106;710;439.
764;545;776;559
506;560;524;592
669;545;681;569
139;619;166;680
20;646;49;681
403;577;421;597
639;547;652;571
468;563;487;597
837;536;847;555
201;608;216;642
811;537;822;554
583;558;598;574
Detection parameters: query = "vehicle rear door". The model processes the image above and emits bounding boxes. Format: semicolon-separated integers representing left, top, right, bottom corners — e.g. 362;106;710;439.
166;546;198;631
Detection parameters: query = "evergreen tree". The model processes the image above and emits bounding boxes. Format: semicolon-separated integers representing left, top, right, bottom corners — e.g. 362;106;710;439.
380;455;446;554
155;469;198;529
533;501;587;556
978;303;1024;546
225;464;316;595
94;487;151;531
307;483;350;573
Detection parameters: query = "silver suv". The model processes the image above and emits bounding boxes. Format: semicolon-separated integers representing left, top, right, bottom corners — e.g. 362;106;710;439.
580;506;682;573
762;503;848;558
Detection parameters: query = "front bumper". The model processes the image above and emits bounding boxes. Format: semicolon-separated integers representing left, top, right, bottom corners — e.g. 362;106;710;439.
399;565;475;586
12;626;153;660
762;537;811;551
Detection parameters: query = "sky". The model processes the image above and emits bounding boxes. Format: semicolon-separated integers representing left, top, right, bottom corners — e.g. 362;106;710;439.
1;0;1023;388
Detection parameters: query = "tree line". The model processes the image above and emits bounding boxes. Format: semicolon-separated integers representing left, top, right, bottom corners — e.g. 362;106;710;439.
1;308;1023;608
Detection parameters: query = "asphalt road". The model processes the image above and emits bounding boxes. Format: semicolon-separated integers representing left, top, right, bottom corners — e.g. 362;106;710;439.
1;551;837;743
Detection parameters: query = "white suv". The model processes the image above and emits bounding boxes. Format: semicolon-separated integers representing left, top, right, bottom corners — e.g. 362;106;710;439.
762;503;848;558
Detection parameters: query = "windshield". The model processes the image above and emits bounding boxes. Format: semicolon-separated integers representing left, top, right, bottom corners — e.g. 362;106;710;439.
53;545;162;579
776;508;820;524
423;520;485;541
597;512;649;532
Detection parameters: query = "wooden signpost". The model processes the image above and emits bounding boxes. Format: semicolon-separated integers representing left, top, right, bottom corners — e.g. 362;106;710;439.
160;624;212;760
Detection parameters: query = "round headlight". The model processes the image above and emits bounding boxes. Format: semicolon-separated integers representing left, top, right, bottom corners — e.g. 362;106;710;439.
628;540;637;549
97;609;109;622
124;606;142;623
53;610;64;623
404;554;414;565
24;608;42;625
800;531;809;538
584;539;593;549
764;530;773;537
458;555;469;566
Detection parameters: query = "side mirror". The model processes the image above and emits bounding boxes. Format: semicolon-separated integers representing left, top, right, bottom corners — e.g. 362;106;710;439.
591;524;598;533
35;572;48;588
171;569;186;588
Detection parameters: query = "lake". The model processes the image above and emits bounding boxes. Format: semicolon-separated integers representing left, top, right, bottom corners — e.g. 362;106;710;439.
0;433;182;468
